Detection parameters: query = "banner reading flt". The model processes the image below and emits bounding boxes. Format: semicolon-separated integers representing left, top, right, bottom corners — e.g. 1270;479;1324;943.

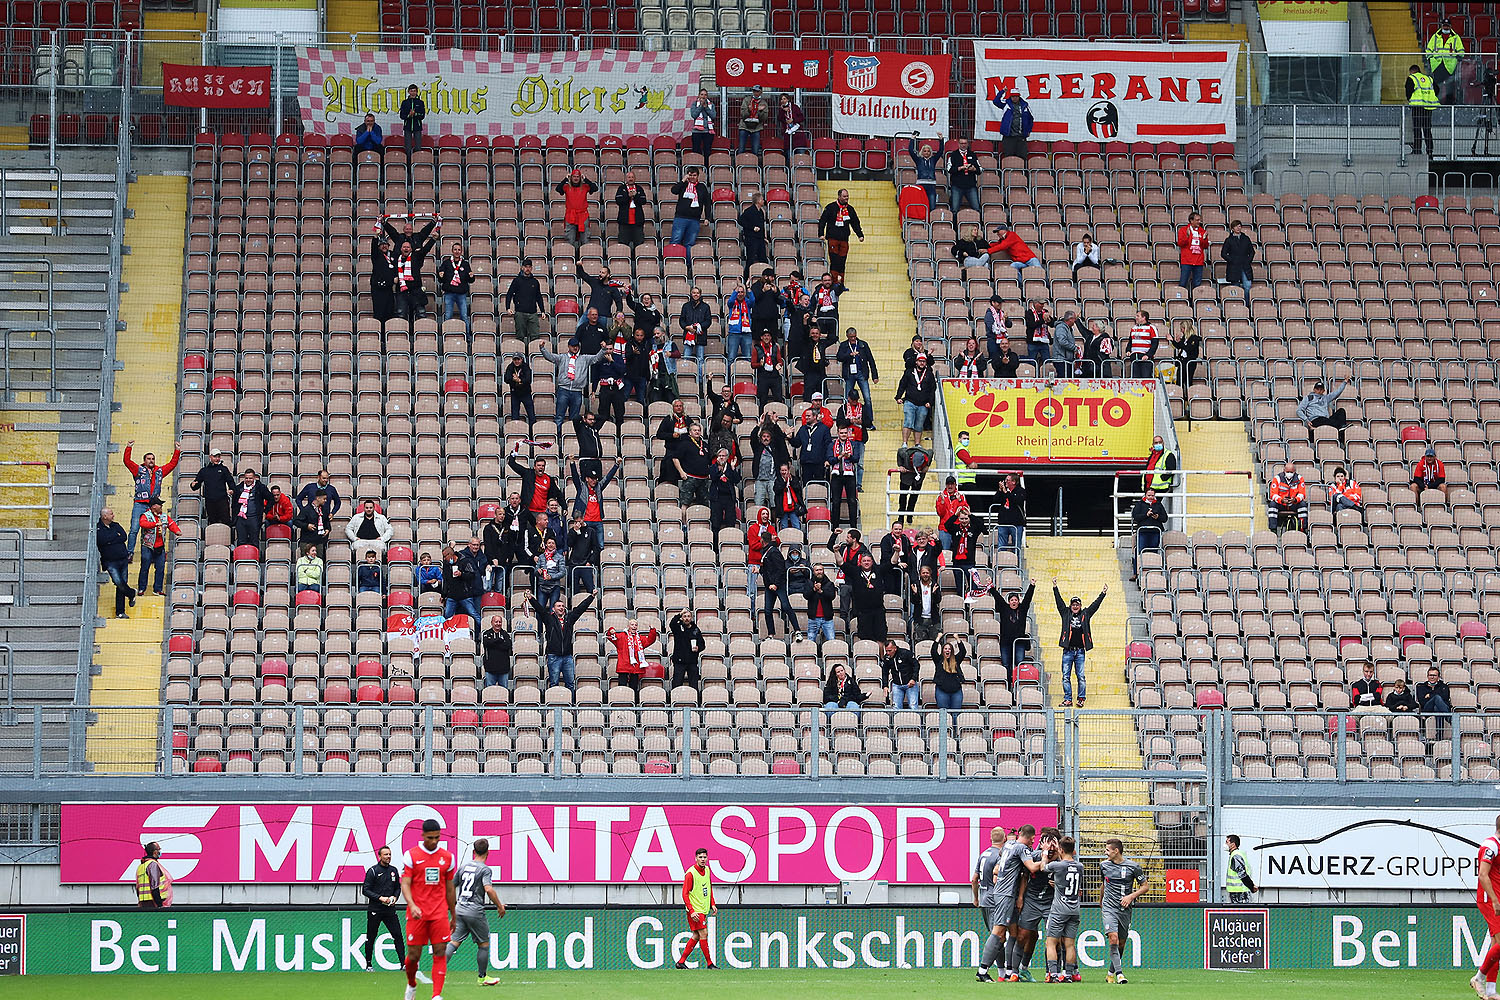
832;51;951;138
297;48;703;137
973;42;1239;144
942;378;1156;464
60;801;1057;885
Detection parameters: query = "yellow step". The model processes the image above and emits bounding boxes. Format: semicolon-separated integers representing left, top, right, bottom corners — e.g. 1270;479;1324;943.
815;180;915;530
87;175;187;771
1173;420;1265;536
0;125;29;150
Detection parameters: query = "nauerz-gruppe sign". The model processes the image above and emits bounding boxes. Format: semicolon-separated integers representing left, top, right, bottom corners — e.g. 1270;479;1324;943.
60;802;1058;885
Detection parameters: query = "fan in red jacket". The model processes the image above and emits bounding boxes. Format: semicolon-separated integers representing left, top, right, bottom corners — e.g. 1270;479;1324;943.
934;477;970;553
606;619;658;693
264;485;296;530
1176;210;1208;294
747;508;780;567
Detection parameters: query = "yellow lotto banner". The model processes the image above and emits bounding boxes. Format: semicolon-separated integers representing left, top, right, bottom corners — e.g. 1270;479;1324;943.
1257;1;1347;21
942;378;1156;464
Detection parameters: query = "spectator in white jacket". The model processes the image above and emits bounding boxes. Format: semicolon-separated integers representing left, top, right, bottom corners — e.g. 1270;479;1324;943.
1071;235;1102;278
345;500;394;559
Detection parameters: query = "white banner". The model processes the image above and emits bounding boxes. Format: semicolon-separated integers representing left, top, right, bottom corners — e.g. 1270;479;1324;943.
973;41;1239;144
297;48;703;138
1222;806;1493;890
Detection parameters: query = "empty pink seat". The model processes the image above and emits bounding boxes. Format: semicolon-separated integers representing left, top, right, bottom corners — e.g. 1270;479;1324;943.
193;755;224;772
356;683;385;703
232;588;260;607
644;758;674;774
260;658;288;680
233;544;260;561
443;377;470;394
355;659;383;679
294;589;322;606
482;709;509;728
772;758;802;775
387;544;415;563
1196;689;1225;708
451;709;480;728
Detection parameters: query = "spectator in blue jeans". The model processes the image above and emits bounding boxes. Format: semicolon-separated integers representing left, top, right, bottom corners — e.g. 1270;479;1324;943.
821;663;866;718
930;634;967;711
993;473;1027;552
530;592;594;691
803;563;838;646
882;639;920;710
669;167;710;248
95;507;135;618
1054;580;1107;708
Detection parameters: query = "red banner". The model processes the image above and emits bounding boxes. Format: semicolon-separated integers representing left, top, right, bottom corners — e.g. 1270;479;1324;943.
832;51;951;137
163;63;272;109
714;48;829;89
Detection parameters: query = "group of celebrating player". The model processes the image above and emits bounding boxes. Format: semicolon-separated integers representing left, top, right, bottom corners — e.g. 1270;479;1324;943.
973;824;1145;985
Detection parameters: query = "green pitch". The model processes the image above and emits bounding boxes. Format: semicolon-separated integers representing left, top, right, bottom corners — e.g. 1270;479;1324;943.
10;969;1482;999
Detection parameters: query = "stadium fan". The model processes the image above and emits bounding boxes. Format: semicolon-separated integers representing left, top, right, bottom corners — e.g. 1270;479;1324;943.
441;543;479;620
529;592;595;691
1412;445;1448;495
707;449;742;541
847;549;884;641
263;484;294;535
1024;300;1054;370
345;500;393;559
738;193;768;276
356;549;383;596
793;407;833;486
909;563;943;643
1329;467;1364;519
993;473;1027;552
669;609;706;690
540;338;609;431
988;228;1042;271
687;89;717;158
757;534;799;637
880;639;921;709
481;616;511;689
822;662;866;715
995;90;1035;160
1050;311;1080;378
579;265;625;320
818;189;864;283
353;113;382;155
931;633;968;710
1127;308;1161;378
295;469;343;519
1268;462;1309;535
565;513;597;594
739;84;768;156
230;468;274;550
398;83;426;155
435;239;477;335
894;353;936;447
907;136;941;210
677;286;712;377
671;423;713;508
294;544;322;595
1176;210;1208;296
534;536;566;609
294;489;334;559
95;508;135;619
553;168;599;247
121;439;180;554
190;447;234;526
724;278;753;369
752;329;784;405
669;166;710;248
749;269;781;341
502;258;548;343
1220;219;1256;296
803;562;838;647
1297;368;1351;442
1081;319;1116;378
1131;487;1168;578
613;169;650;248
606;618;658;693
1170;319;1203;385
778;93;808;153
943;507;985;595
1351;662;1385;712
1054;581;1108;708
1071;234;1102;277
946;136;983;218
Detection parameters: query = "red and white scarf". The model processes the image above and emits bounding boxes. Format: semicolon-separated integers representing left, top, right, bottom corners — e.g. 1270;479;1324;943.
622;625;646;667
565;352;579;381
397;256;413;291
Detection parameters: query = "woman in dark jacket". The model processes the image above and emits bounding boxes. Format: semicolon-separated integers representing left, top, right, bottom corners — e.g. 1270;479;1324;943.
821;663;866;714
1172;319;1203;386
930;633;967;711
669;609;706;690
738;193;769;277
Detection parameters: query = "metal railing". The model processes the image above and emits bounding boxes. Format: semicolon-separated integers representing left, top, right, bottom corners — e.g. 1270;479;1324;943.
1111;468;1255;545
0;462;53;539
0;529;27;606
2;704;1063;780
0;169;63;236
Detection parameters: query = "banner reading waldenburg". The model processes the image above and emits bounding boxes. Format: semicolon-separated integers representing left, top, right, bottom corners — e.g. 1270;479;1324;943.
973;42;1239;144
297;48;703;138
832;51;951;138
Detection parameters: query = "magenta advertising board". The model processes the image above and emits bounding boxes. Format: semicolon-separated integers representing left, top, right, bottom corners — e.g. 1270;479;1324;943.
61;802;1059;885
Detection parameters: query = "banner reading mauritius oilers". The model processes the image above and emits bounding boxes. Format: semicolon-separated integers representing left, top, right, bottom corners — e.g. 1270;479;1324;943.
942;378;1156;464
832;51;951;137
973;42;1239;144
59;801;1056;885
297;48;703;138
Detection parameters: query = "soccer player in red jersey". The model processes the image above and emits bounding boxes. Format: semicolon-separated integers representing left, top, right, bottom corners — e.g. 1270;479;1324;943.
401;818;456;1000
1475;815;1500;998
676;847;717;969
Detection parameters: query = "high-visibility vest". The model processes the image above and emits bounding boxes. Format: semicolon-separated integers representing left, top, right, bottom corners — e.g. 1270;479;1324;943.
136;859;161;905
686;865;712;915
953;449;977;486
1408;72;1439;109
1426;33;1464;74
1225;849;1251;893
1150;450;1178;491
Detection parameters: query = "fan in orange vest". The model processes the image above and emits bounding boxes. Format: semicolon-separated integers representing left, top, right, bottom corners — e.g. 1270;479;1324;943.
1330;467;1363;516
1268;462;1308;534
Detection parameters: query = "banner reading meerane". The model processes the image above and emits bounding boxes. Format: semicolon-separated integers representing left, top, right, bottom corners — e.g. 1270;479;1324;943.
973;42;1239;143
943;378;1155;464
297;48;703;137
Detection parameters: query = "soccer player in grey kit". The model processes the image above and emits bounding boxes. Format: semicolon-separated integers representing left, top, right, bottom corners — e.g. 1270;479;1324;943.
447;838;506;986
1099;836;1148;984
1044;836;1085;982
971;826;1008;983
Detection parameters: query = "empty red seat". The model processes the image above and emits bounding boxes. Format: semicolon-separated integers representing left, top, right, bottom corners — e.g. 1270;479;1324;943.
477;502;500;520
644;758;674;774
210;375;238;390
231;588;260;607
232;544;260;561
387;544;415;563
712;187;735;204
356;683;386;704
1196;689;1225;708
355;658;383;679
1460;621;1489;640
1399;424;1427;442
389;682;417;704
482;709;510;728
193;755;224;773
168;634;193;653
324;682;353;703
772;758;802;774
388;591;414;608
264;524;292;540
260;658;288;680
480;592;506;609
805;505;832;521
443;377;470;394
294;589;322;606
1017;663;1041;683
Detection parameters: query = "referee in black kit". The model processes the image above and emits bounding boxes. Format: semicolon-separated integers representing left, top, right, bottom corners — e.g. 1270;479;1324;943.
362;845;403;971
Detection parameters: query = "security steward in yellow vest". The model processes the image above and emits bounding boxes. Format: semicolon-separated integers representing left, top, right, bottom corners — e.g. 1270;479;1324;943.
1224;834;1257;904
136;841;170;909
1406;65;1439;156
1425;22;1466;93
